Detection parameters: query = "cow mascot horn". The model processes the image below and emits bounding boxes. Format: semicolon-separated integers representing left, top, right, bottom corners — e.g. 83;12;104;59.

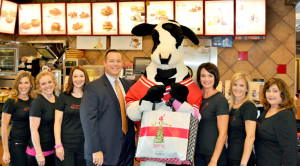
125;20;203;166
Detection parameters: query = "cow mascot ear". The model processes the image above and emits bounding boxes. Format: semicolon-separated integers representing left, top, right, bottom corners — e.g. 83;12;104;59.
181;25;199;45
131;23;157;36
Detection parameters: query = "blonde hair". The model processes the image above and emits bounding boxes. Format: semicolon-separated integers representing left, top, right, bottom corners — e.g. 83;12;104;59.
10;71;36;102
229;72;251;109
35;71;59;94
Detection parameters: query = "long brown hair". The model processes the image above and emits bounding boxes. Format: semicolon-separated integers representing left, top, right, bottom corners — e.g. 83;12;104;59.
64;65;90;95
35;71;58;94
10;71;36;102
262;78;296;114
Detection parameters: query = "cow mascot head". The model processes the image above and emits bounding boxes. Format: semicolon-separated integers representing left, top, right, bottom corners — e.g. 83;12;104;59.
125;20;203;166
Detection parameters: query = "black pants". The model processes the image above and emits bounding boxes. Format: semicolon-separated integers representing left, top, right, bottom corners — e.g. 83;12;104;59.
194;153;227;166
8;141;27;166
26;154;55;166
56;147;86;166
227;158;255;166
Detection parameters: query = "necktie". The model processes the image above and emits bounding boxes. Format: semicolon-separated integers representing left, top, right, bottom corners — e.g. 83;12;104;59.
115;80;128;135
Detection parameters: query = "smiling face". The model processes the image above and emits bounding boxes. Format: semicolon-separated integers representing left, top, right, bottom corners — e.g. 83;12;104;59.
232;78;248;101
266;84;282;108
39;75;55;96
72;69;85;89
104;52;122;79
200;68;215;90
18;76;31;97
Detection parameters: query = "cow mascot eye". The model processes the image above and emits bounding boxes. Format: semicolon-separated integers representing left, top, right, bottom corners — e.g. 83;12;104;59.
125;20;203;166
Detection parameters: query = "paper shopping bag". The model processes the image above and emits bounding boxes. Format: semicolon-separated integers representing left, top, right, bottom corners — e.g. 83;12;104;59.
135;111;199;165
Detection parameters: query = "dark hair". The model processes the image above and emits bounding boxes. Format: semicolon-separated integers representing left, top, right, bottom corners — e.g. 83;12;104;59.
262;78;296;114
64;65;90;95
105;49;121;61
196;62;220;89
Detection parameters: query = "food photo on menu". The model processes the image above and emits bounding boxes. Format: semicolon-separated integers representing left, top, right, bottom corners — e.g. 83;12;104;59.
147;1;173;24
130;5;144;25
92;3;117;35
0;0;18;34
19;4;42;34
42;3;66;34
67;3;91;35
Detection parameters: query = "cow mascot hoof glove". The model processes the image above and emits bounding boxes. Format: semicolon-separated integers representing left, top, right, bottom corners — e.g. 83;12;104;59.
125;20;203;166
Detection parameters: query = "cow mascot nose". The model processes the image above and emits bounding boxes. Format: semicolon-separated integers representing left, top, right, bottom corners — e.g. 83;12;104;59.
125;20;203;166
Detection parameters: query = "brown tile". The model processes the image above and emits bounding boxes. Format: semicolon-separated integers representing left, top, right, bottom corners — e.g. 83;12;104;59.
27;35;38;41
232;40;255;52
257;32;280;56
286;59;296;80
266;7;280;31
220;69;235;85
217;57;229;77
218;47;238;67
217;47;225;54
269;45;294;64
283;8;295;28
250;69;264;80
85;50;101;65
284;32;296;55
55;36;70;41
270;0;293;17
257;58;277;80
248;45;268;68
231;61;255;74
267;0;276;6
67;36;76;44
15;36;30;41
124;50;146;62
34;35;51;41
289;84;295;95
270;20;294;43
274;74;294;87
45;36;57;40
143;36;153;54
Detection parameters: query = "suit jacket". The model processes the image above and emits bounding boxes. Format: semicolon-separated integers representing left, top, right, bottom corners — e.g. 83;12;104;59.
80;74;135;165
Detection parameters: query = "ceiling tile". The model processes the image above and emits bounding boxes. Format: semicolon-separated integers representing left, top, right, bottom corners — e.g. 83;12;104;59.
270;20;294;43
257;32;280;56
232;40;255;52
217;57;229;77
250;69;264;80
283;8;295;28
257;58;277;80
220;69;235;84
266;7;280;31
274;74;293;87
284;32;296;55
270;45;294;64
231;61;254;74
287;59;296;79
270;0;294;18
248;45;268;67
218;47;238;67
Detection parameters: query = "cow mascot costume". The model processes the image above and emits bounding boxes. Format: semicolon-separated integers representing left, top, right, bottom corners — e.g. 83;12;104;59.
125;20;203;166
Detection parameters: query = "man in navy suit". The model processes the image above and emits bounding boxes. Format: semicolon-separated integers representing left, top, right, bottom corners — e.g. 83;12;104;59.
80;50;135;166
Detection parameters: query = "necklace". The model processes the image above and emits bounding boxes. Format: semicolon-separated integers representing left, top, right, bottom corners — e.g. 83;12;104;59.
233;97;246;107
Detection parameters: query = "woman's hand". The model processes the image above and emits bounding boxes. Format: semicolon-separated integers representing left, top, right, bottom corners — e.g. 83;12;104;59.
36;154;45;166
56;146;65;161
2;151;10;164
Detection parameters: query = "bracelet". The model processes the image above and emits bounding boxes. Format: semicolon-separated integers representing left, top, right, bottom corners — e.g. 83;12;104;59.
54;143;63;149
35;154;43;158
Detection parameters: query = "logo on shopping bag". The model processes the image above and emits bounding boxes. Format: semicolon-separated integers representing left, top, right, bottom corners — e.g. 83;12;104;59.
152;114;171;145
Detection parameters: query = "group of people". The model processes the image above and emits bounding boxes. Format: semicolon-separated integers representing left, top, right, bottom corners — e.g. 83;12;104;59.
1;50;298;166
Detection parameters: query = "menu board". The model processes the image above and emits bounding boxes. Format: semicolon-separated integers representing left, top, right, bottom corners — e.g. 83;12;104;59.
147;1;174;24
0;1;18;34
42;3;66;35
205;0;234;35
175;1;203;35
67;3;91;35
18;4;42;35
92;2;118;35
236;0;266;36
119;1;145;35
